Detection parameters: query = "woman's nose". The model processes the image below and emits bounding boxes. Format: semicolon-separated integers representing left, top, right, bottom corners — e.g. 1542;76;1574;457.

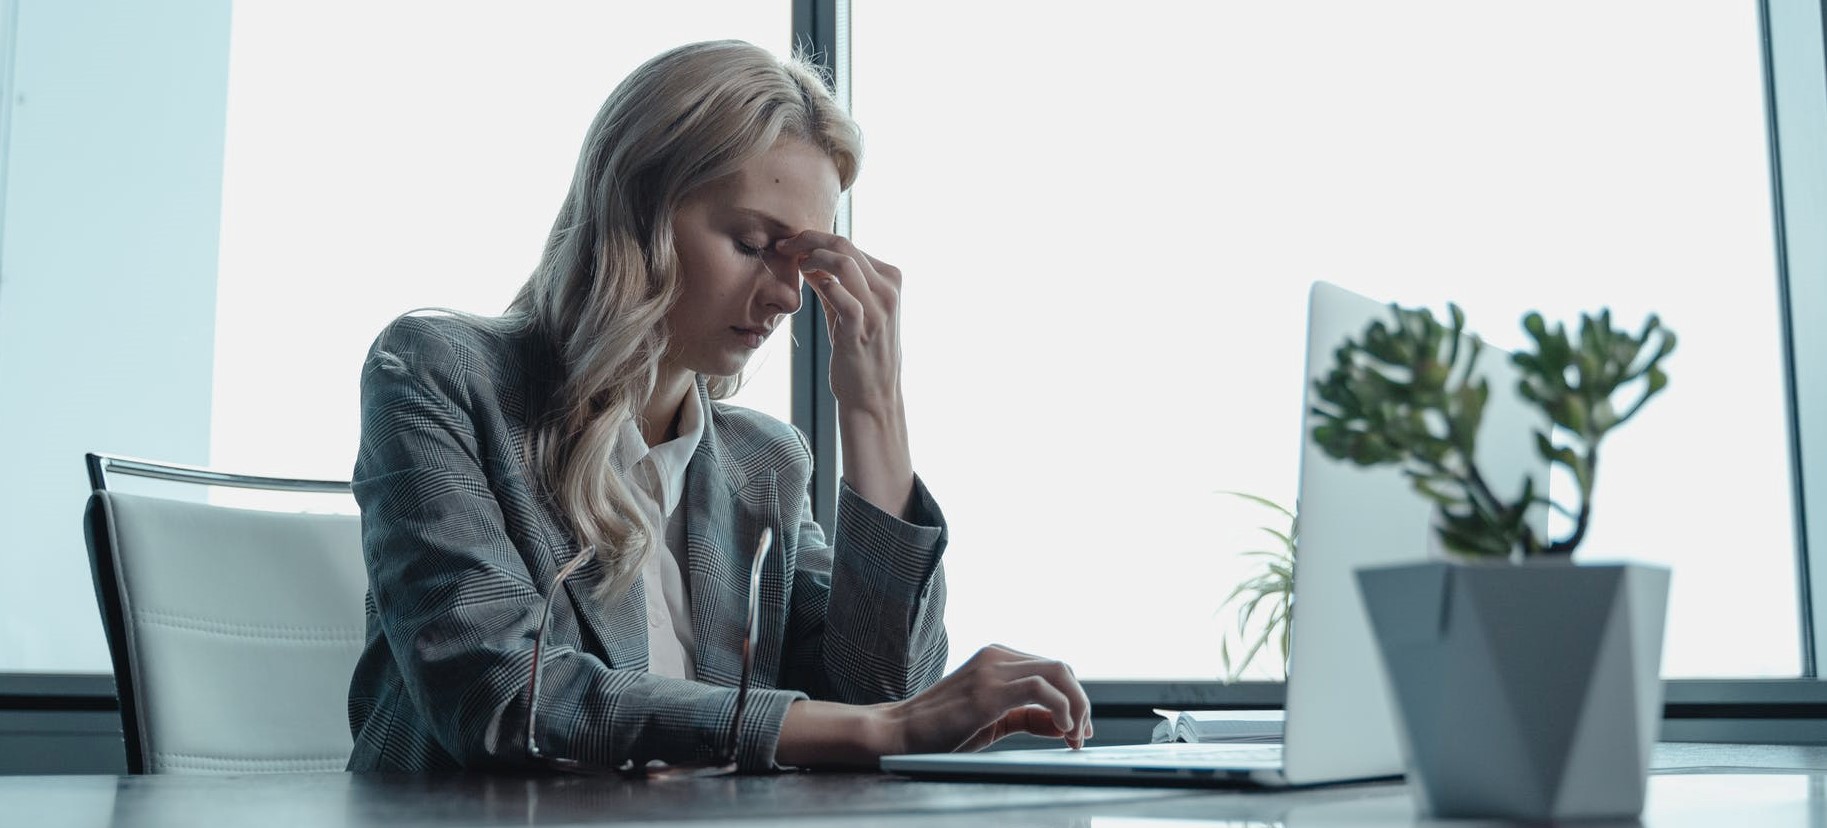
759;251;803;315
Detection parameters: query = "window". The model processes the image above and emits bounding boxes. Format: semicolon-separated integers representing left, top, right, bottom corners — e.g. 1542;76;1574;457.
0;1;791;673
210;0;797;491
851;1;1798;678
1;0;1819;690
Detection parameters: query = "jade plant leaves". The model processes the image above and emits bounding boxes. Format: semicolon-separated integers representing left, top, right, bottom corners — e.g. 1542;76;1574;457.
1310;301;1675;559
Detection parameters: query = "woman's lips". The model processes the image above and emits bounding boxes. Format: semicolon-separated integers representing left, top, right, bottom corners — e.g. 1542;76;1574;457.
733;326;769;348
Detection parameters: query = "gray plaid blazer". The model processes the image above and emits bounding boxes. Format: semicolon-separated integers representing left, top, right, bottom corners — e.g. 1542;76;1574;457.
345;314;949;772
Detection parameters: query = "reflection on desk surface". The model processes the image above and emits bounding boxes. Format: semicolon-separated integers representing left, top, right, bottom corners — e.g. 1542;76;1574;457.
0;744;1824;827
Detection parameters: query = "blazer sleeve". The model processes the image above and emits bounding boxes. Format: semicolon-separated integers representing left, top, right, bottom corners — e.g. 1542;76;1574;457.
779;459;950;703
354;317;804;771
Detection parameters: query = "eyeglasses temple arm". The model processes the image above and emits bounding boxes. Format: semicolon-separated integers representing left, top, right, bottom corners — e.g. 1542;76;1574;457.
722;527;773;766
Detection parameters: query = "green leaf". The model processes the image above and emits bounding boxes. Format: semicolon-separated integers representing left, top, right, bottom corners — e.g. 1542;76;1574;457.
1258;526;1294;550
1218;490;1295;519
1523;311;1548;341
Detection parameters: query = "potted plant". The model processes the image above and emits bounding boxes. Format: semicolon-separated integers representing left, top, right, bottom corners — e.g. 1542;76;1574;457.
1309;301;1676;821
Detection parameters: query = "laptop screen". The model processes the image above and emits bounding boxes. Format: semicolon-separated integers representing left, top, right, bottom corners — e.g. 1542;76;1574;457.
1281;281;1548;785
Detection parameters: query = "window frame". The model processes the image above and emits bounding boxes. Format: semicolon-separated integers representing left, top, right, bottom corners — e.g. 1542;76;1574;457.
1767;0;1827;675
791;0;846;535
0;0;15;263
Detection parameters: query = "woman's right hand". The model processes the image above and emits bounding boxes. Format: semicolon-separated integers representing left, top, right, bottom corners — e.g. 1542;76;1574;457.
878;644;1092;754
775;644;1090;766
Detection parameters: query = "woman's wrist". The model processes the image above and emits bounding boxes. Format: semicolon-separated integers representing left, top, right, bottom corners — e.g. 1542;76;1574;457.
837;401;914;517
836;387;905;427
777;700;899;768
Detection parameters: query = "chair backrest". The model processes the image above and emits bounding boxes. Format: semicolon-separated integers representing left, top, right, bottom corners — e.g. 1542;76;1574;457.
82;453;365;774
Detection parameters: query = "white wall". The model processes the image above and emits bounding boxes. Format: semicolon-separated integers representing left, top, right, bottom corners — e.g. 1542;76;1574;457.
0;0;231;672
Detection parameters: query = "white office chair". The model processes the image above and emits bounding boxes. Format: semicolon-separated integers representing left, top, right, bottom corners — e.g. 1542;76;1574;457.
82;452;365;774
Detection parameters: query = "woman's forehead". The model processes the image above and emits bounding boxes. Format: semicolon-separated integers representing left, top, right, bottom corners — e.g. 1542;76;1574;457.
715;140;841;231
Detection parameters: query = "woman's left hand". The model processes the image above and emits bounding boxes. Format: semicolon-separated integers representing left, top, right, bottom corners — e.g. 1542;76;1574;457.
775;231;903;416
774;231;913;516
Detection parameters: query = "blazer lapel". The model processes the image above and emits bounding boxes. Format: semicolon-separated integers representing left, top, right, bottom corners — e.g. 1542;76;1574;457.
535;447;648;672
561;550;649;672
684;386;784;688
503;362;647;672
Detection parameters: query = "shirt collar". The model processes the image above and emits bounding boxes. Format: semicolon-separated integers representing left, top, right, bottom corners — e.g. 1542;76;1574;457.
612;382;706;518
647;382;705;493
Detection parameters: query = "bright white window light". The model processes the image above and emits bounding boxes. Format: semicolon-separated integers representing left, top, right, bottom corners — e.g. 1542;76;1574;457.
853;1;1795;679
211;2;794;511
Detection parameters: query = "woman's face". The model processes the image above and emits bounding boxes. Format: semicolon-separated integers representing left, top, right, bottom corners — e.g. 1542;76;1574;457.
664;138;840;378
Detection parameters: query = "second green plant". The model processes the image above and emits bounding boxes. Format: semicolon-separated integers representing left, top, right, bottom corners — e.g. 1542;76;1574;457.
1216;492;1296;682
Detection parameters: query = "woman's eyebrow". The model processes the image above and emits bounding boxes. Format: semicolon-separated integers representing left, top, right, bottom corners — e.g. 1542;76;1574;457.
732;207;794;235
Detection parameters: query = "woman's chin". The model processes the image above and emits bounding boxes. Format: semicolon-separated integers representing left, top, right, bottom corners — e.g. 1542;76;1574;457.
698;353;751;379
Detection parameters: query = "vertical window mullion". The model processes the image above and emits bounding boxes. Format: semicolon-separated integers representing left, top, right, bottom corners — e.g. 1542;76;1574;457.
790;0;846;534
1761;0;1827;678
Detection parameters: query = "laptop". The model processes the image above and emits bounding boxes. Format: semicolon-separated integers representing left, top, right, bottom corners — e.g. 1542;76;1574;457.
881;280;1549;787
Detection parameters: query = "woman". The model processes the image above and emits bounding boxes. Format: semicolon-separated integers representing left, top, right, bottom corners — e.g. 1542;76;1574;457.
346;40;1089;772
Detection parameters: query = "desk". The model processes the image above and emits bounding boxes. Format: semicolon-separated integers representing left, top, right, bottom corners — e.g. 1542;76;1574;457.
3;744;1824;827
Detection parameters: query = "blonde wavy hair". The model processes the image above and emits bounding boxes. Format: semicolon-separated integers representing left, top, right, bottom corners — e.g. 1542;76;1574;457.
505;40;860;600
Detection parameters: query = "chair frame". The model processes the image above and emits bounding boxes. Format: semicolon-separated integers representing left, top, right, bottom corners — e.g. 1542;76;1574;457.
83;451;352;773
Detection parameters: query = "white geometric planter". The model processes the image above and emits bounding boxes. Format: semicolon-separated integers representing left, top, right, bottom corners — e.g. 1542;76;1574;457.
1355;561;1670;821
